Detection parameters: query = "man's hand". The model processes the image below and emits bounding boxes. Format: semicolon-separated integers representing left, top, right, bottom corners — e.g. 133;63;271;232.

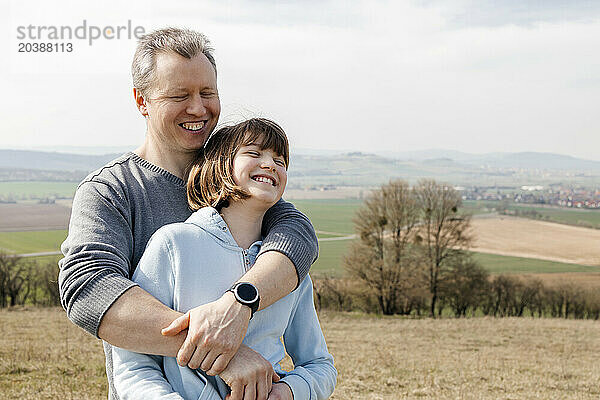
221;344;280;400
267;383;293;400
161;292;251;374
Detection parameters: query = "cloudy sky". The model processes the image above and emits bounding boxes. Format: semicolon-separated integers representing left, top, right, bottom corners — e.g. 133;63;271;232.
1;0;599;159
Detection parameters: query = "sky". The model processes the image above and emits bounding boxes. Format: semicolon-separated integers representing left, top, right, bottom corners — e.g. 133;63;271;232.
1;0;599;159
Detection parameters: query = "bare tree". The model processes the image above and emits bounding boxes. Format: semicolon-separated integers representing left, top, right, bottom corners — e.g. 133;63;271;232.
344;180;421;315
414;179;472;318
37;260;61;306
438;253;488;317
0;252;28;307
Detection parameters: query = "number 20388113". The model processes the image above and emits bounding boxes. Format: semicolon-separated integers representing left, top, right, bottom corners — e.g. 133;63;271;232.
18;42;73;52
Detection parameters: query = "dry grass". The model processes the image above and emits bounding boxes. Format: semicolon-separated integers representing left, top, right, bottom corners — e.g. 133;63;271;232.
520;272;600;289
470;216;600;266
2;308;600;399
0;307;106;399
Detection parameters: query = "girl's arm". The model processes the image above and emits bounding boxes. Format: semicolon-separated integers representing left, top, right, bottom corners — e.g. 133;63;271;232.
279;277;337;400
111;230;183;398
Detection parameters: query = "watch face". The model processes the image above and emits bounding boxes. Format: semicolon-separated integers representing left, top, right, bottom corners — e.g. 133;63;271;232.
237;283;258;303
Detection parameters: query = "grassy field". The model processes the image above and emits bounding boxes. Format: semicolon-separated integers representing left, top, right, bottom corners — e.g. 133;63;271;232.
462;200;600;228
312;239;354;276
459;200;500;215
1;308;599;399
510;205;600;228
291;198;363;234
311;248;600;278
0;182;78;199
0;230;67;254
472;252;600;274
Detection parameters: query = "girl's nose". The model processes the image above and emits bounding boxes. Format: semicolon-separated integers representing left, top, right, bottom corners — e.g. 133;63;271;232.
261;157;276;171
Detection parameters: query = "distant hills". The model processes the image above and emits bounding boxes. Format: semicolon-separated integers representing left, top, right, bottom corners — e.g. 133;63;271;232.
0;150;121;172
381;149;600;171
2;148;600;187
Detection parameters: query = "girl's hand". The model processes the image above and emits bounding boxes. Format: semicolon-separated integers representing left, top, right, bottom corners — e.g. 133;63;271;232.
267;383;293;400
222;345;280;400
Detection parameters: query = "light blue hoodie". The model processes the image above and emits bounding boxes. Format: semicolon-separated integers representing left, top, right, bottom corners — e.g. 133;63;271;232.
112;207;337;400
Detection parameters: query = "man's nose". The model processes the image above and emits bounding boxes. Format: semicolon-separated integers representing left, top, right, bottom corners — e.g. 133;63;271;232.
186;94;207;116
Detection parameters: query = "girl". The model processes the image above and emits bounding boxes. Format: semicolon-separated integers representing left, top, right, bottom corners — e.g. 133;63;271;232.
112;118;337;400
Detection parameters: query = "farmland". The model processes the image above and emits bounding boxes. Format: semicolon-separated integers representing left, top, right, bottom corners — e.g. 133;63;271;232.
1;308;599;399
463;200;600;228
471;252;600;274
0;181;78;200
509;205;600;228
292;200;600;276
0;230;67;254
291;198;363;235
3;198;600;279
470;216;600;266
0;203;71;232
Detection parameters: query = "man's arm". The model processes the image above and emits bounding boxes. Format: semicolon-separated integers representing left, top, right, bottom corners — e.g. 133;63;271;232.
260;199;319;284
59;180;186;355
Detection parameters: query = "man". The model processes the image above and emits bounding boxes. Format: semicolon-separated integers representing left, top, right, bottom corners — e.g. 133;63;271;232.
59;27;318;400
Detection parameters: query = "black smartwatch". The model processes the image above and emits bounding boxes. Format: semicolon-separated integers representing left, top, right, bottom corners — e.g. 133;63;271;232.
228;282;260;319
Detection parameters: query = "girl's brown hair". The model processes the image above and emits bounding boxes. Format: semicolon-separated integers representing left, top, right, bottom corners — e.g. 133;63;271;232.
187;118;289;211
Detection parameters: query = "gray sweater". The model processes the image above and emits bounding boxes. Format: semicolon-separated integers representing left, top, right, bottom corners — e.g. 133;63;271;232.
58;152;318;398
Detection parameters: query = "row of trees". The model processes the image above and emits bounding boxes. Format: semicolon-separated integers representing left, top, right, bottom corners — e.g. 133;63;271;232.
0;252;60;308
314;273;600;319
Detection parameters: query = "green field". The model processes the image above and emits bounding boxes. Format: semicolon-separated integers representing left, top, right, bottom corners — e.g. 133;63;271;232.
0;181;78;199
0;230;67;254
510;205;600;228
312;239;354;276
290;198;363;234
462;200;600;228
290;199;361;276
460;200;501;215
471;252;600;274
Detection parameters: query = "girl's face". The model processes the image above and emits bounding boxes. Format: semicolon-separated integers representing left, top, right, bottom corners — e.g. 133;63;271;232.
232;140;287;208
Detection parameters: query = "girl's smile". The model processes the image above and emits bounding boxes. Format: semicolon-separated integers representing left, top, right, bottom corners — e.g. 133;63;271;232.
232;142;287;207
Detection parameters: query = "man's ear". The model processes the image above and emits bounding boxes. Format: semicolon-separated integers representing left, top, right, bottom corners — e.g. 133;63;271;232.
133;88;148;117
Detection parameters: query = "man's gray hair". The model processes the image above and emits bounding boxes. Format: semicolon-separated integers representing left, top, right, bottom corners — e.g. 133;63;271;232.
132;27;217;97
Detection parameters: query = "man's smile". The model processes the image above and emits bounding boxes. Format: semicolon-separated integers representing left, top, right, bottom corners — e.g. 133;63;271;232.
179;121;206;132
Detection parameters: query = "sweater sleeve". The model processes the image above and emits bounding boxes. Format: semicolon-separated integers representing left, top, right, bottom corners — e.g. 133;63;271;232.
58;180;138;337
280;277;337;400
260;199;318;284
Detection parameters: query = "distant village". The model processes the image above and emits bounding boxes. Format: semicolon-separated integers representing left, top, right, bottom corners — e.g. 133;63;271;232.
459;185;600;209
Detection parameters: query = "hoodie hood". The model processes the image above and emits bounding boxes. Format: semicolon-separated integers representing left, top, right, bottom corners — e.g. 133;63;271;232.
184;207;262;255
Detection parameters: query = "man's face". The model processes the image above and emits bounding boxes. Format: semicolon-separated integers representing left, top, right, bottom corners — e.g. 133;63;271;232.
144;52;220;154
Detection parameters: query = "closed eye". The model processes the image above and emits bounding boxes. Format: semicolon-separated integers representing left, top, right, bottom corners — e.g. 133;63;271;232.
274;159;285;167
